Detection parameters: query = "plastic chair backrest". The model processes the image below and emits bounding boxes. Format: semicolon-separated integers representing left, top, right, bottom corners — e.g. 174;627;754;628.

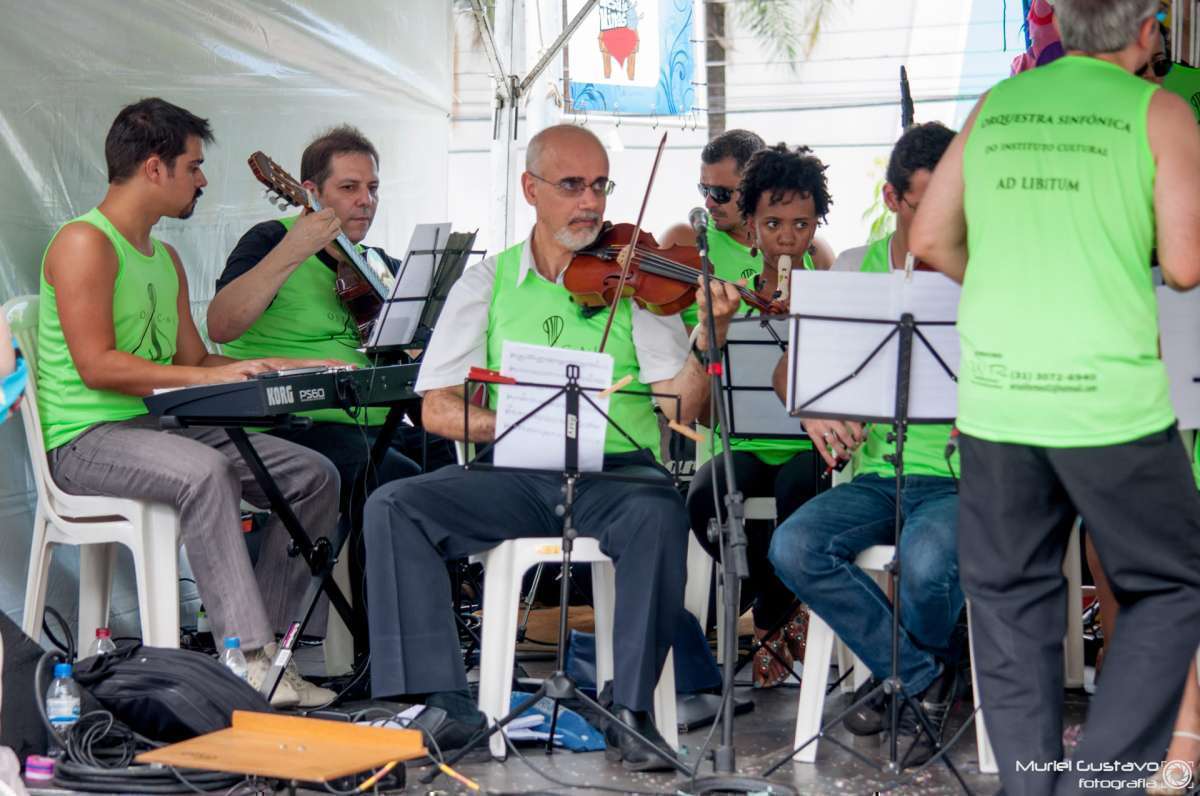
3;295;53;509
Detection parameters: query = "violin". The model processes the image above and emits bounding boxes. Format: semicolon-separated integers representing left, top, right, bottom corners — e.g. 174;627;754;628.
564;222;787;317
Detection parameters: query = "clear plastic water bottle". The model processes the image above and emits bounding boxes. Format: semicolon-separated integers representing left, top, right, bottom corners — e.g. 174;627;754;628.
89;627;116;657
45;663;81;732
221;636;248;681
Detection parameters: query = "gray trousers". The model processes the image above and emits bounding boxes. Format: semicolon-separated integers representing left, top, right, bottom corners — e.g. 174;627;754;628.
959;426;1200;796
363;451;689;712
49;415;341;650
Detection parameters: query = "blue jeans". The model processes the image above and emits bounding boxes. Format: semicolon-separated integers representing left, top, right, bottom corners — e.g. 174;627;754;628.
768;473;962;694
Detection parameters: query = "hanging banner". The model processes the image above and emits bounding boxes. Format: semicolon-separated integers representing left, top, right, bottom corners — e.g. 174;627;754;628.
566;0;694;115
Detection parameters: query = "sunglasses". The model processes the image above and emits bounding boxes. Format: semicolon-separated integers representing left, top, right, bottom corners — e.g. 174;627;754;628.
529;172;615;197
698;183;735;205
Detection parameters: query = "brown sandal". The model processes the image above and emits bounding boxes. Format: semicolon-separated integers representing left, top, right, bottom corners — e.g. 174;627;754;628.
753;632;793;689
783;605;810;665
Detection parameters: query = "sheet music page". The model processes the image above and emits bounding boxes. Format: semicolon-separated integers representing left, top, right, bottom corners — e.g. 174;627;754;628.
494;342;614;471
1158;285;1200;429
788;272;899;419
723;316;805;437
786;271;959;421
367;222;451;348
899;271;960;421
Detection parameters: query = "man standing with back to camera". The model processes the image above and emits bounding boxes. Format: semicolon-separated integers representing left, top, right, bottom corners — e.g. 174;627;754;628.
912;1;1200;793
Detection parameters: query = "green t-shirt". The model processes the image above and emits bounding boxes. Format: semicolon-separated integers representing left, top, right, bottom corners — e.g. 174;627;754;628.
958;56;1171;447
219;216;387;426
486;242;660;456
1163;63;1200;123
37;208;180;450
689;220;815;465
848;236;958;479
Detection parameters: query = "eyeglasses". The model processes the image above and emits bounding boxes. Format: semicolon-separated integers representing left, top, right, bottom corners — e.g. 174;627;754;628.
529;172;615;197
1137;54;1171;78
698;183;735;204
900;196;920;213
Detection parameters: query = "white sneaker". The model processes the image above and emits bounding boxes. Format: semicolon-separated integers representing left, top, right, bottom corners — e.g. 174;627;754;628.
245;649;300;709
260;643;338;709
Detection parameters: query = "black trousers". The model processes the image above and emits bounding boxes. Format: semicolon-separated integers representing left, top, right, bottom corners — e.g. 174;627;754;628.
686;449;820;628
269;420;422;511
959;426;1200;796
363;450;689;712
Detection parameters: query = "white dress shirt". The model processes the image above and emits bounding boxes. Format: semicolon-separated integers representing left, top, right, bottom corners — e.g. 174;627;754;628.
415;237;691;395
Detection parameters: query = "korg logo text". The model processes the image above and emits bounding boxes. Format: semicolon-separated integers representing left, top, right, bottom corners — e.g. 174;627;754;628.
266;385;294;407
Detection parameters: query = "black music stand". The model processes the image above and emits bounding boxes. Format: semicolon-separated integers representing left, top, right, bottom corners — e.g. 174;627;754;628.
759;274;972;792
420;364;693;784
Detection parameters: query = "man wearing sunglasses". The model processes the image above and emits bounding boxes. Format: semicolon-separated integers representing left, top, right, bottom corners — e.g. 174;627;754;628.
661;129;835;331
361;123;742;770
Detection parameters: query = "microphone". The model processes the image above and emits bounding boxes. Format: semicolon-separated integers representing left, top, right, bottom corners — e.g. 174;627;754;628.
689;207;710;255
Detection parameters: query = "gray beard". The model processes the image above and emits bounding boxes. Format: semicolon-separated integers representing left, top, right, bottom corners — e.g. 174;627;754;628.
554;223;601;251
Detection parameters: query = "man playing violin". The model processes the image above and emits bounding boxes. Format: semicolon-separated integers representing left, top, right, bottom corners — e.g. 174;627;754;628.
362;123;741;769
37;98;341;707
767;123;961;767
660;128;835;300
208;126;440;509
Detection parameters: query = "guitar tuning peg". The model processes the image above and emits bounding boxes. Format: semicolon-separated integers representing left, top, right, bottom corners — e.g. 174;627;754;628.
277;201;290;211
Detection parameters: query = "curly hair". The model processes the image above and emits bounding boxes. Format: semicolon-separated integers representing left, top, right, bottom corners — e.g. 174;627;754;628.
736;143;832;222
885;122;956;197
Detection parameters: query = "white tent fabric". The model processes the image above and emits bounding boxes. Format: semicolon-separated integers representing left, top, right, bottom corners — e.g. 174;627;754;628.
0;0;453;632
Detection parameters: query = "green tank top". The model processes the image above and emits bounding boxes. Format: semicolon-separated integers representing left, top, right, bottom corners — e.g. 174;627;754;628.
848;235;957;479
1163;63;1200;123
37;208;180;450
959;55;1170;447
690;220;816;464
486;242;661;457
220;216;387;426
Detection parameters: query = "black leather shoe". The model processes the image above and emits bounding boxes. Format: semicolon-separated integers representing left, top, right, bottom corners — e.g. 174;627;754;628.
891;667;957;768
843;676;888;736
604;707;676;772
409;706;490;762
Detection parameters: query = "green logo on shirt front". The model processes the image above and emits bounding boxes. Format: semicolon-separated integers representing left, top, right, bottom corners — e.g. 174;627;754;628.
543;316;564;346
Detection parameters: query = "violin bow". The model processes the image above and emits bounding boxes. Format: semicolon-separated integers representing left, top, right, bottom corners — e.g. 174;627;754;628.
598;131;669;353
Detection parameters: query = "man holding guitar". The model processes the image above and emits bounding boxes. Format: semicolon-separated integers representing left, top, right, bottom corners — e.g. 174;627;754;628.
37;97;341;707
208;127;438;510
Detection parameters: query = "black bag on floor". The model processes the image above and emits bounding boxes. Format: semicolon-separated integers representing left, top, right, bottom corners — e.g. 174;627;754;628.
73;643;271;742
1;610;49;759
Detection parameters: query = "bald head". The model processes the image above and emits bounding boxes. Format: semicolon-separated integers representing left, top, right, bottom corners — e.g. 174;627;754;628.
526;124;607;174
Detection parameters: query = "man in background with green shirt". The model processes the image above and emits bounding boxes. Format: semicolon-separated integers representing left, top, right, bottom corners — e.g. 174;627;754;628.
767;123;960;768
912;1;1200;791
208;127;433;513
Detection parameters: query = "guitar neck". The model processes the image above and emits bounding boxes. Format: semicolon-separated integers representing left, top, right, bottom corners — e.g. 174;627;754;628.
310;197;390;299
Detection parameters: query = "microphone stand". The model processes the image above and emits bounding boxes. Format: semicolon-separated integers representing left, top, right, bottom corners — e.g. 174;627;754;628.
689;221;796;796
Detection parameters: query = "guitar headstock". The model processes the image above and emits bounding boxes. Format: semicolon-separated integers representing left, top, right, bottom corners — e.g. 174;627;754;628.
248;151;309;210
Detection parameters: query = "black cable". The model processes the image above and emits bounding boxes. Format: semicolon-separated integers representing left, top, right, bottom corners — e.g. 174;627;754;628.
302;653;371;713
501;730;671;795
42;604;75;659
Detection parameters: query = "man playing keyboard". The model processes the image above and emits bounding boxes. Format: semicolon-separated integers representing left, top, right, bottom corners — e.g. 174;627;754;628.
37;97;341;708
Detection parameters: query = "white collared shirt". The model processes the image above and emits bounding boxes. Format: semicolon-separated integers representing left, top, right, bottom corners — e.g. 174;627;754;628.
414;236;691;395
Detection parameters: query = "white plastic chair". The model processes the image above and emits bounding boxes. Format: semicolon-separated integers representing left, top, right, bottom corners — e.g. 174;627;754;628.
5;296;181;653
453;444;678;758
793;523;1085;773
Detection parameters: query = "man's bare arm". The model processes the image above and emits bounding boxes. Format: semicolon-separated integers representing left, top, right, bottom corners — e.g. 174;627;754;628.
207;209;341;342
1150;89;1200;290
910;97;986;284
421;385;496;443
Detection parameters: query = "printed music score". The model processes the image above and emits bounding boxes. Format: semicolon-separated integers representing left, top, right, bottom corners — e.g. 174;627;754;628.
493;342;614;472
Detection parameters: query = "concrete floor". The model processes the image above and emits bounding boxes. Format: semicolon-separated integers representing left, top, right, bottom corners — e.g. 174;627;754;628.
392;660;1092;796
